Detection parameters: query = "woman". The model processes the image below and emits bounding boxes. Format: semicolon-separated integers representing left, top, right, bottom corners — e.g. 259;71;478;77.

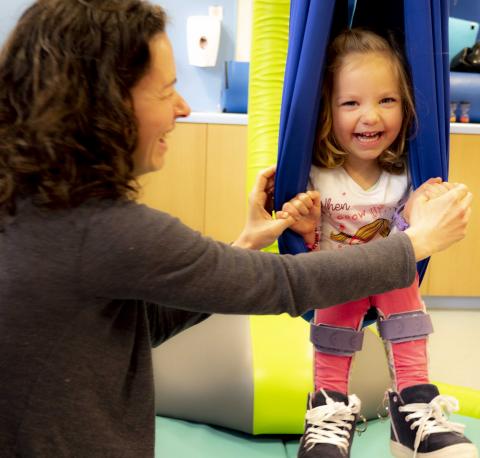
0;1;471;456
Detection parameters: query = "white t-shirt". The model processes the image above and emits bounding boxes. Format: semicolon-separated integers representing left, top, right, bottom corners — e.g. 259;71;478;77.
309;165;410;251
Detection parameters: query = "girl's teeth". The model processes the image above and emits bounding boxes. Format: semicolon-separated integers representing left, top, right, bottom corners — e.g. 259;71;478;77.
356;133;380;142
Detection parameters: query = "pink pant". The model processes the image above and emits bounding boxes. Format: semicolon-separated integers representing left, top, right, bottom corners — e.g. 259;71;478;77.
314;276;429;394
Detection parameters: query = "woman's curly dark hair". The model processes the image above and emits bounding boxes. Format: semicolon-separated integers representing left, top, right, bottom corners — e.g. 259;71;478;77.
0;0;167;220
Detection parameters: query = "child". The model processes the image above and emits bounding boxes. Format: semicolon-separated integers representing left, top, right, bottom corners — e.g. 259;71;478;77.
282;29;478;458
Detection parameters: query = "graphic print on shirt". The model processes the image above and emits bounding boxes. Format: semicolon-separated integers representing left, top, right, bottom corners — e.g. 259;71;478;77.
330;218;390;245
309;166;410;251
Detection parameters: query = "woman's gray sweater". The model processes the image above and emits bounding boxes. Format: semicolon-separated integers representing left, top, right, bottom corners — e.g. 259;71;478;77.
0;199;415;457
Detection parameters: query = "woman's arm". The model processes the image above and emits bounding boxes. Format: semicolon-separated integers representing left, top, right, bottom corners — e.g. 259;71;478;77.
145;301;210;347
80;203;415;317
80;180;471;318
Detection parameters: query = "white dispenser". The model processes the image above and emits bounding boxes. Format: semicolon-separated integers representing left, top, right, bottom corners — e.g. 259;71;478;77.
186;15;221;67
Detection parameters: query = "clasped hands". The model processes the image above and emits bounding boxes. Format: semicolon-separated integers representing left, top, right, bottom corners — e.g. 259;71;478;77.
233;166;472;261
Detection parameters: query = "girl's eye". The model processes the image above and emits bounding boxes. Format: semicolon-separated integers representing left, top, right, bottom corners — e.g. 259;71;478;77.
341;100;357;107
381;97;396;104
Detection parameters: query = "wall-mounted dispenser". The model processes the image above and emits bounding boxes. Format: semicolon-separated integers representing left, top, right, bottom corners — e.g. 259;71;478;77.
186;9;222;67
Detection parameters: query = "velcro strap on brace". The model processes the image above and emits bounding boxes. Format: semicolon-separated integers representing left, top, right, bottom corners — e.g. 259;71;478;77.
310;322;364;356
377;311;433;343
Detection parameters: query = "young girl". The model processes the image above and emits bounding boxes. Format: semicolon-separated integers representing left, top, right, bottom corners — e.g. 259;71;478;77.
283;29;477;458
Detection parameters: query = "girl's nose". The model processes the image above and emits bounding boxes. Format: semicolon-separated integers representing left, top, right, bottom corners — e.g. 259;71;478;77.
175;92;191;118
360;106;380;125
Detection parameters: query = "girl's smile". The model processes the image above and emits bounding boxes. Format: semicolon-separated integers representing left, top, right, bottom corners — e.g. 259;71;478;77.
331;53;403;167
353;131;384;146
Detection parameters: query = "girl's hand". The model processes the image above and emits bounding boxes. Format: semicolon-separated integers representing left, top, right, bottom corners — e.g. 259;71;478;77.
277;191;321;245
422;181;455;199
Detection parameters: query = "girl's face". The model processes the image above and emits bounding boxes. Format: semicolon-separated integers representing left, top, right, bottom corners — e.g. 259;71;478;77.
131;33;191;176
331;53;403;170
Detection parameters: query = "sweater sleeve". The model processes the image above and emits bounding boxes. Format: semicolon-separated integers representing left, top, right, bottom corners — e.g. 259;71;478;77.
79;202;416;318
145;302;210;347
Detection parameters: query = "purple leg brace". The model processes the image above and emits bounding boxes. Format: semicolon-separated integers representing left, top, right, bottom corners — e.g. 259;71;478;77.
377;310;433;343
310;322;364;356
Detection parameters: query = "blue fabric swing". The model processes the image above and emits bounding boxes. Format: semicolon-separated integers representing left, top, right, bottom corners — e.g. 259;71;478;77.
274;0;450;322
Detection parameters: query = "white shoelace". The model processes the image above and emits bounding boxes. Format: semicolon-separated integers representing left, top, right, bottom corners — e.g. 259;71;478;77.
399;394;465;458
304;389;361;455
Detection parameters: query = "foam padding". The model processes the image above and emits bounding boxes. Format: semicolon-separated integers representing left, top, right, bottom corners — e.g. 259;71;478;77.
247;1;306;434
435;382;480;419
450;72;480;123
251;315;313;434
153;314;393;435
247;0;290;187
247;0;290;249
153;315;254;433
251;319;392;434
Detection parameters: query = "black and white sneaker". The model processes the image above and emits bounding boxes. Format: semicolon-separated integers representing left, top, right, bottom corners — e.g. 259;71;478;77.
388;383;478;458
297;389;361;458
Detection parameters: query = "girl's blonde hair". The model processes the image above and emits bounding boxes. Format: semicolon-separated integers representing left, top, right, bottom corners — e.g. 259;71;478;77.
313;28;416;174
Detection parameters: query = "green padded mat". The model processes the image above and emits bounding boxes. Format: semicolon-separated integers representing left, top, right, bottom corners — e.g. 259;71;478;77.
155;416;286;458
156;415;480;458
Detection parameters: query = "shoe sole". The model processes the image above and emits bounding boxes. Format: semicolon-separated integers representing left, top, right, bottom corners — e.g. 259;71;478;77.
390;440;478;458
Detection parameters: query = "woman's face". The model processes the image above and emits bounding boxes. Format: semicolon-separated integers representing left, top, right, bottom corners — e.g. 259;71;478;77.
130;33;190;176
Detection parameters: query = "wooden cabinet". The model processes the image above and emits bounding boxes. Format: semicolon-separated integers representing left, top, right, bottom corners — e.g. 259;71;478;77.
421;134;480;296
138;123;207;233
137;122;247;242
204;124;247;242
139;124;480;296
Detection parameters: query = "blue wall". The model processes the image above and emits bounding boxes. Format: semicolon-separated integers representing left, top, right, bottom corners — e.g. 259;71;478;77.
0;1;35;44
0;0;237;113
160;0;238;112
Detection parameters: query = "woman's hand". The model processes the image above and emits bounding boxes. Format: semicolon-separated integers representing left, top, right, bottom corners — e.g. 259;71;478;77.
403;177;453;223
232;166;295;250
405;183;473;261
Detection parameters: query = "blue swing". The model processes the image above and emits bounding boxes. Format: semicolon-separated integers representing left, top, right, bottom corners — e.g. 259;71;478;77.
274;0;450;322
